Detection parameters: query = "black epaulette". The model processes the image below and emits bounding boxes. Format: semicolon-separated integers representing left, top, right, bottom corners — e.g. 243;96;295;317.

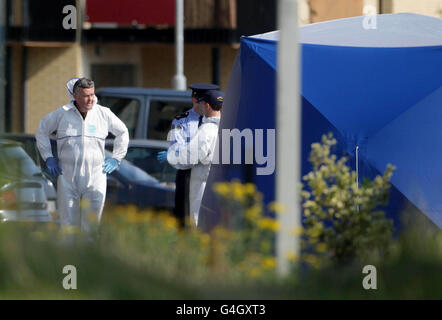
174;111;189;120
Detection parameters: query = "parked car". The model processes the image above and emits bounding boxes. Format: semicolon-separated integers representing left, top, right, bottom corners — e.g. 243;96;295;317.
104;150;175;211
105;139;176;188
0;140;52;223
0;134;176;211
0;133;57;214
96;88;192;140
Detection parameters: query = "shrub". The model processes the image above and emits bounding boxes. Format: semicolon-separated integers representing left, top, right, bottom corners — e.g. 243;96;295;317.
301;133;395;267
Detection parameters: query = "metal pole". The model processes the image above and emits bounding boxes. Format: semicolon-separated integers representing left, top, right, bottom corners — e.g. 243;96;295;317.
172;0;187;90
76;0;82;44
276;0;301;276
212;47;220;85
0;0;6;132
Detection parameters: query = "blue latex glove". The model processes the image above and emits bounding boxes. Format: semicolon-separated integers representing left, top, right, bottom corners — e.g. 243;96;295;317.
46;157;62;177
103;158;119;174
157;151;167;163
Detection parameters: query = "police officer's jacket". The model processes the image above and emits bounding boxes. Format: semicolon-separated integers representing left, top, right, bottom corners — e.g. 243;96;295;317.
167;116;220;227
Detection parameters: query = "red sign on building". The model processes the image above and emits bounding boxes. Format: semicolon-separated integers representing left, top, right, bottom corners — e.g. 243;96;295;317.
86;0;175;26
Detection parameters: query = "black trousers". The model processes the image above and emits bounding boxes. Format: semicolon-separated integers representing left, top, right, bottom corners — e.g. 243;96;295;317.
174;169;191;227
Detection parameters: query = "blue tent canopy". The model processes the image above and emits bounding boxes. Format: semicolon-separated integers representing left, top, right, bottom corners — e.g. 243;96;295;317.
202;13;442;229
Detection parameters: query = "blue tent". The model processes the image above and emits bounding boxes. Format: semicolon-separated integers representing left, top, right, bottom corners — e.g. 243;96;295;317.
201;13;442;229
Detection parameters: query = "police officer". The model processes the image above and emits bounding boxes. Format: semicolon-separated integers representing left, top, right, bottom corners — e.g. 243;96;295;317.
157;83;219;227
167;89;223;227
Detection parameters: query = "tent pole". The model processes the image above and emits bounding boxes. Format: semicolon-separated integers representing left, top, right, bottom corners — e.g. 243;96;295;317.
276;0;301;277
356;145;360;212
356;145;359;189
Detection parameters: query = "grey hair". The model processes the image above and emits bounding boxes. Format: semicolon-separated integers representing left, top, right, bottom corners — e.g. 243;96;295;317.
73;77;95;94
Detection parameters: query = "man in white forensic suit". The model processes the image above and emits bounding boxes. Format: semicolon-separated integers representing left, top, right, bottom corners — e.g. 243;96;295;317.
167;89;223;227
36;77;129;234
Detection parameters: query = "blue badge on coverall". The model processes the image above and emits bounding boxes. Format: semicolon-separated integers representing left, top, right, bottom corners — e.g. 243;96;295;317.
88;124;97;133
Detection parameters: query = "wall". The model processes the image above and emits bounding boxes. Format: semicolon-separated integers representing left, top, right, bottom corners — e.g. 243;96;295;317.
141;44;237;91
185;0;236;28
392;0;442;17
310;0;363;23
22;42;236;133
25;44;80;134
82;44;143;87
11;45;23;132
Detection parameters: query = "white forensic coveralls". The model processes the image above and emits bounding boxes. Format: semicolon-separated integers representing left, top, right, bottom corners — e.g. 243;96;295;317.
167;116;220;227
36;80;129;233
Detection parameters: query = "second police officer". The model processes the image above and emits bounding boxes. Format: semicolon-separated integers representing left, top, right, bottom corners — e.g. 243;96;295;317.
157;83;220;228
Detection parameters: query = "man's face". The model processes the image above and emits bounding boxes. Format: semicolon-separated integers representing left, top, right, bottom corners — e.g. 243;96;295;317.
74;87;95;112
200;101;210;116
192;97;204;115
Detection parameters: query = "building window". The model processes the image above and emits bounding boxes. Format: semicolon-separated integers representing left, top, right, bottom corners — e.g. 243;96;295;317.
91;64;136;88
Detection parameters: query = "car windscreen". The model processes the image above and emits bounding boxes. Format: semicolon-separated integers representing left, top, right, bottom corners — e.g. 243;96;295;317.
0;146;41;178
147;100;191;140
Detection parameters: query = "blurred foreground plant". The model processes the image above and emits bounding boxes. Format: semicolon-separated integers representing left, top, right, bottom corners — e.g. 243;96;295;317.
212;181;280;279
301;133;395;267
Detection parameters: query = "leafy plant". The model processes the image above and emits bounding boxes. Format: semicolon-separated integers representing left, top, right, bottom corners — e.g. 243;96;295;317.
301;133;395;267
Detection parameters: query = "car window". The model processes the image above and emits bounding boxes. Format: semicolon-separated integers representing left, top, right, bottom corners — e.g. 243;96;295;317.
98;96;140;139
0;136;40;166
148;100;191;140
104;151;157;184
106;145;176;183
0;146;41;178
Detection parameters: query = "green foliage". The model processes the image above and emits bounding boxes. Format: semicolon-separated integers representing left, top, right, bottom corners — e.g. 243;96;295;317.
301;133;395;267
1;135;441;299
211;181;279;279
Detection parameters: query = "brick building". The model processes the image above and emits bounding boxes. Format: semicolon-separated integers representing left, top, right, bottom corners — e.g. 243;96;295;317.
3;0;441;133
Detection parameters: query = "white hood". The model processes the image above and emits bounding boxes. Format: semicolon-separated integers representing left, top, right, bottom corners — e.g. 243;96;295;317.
66;77;98;104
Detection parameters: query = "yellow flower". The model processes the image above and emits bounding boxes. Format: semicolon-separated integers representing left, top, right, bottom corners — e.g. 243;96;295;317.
303;254;321;269
232;181;246;202
268;201;286;214
315;242;327;253
290;226;304;236
261;257;276;270
60;225;80;235
258;217;279;232
125;210;139;223
213;183;230;197
245;205;262;220
286;251;299;262
249;267;261;278
244;183;257;195
122;205;139;222
163;215;178;230
212;226;234;241
125;210;152;223
199;233;210;249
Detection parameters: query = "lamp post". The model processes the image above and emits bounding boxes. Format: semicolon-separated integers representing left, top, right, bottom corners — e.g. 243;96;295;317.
276;0;301;276
172;0;187;90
